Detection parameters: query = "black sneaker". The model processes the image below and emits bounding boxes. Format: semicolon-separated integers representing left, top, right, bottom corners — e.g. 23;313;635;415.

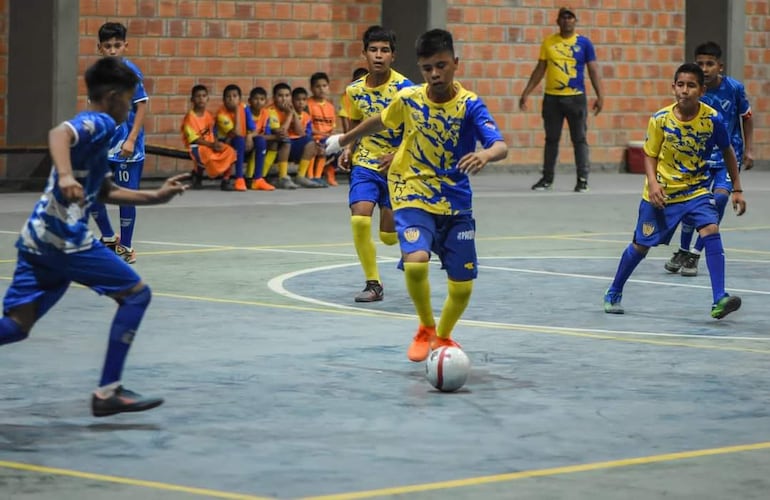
354;280;384;302
100;236;120;252
680;252;700;277
191;169;203;190
574;178;589;192
91;386;164;417
531;177;553;191
220;179;235;191
664;249;690;273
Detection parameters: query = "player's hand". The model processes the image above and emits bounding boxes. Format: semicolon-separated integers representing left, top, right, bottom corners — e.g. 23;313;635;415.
156;173;191;202
518;95;528;111
377;153;394;174
58;173;84;204
457;151;489;175
120;139;135;158
732;192;746;216
213;141;223;152
325;134;344;155
647;182;667;209
743;152;754;170
338;147;352;172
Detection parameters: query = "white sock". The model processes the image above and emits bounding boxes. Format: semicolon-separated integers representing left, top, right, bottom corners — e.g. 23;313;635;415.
95;381;121;399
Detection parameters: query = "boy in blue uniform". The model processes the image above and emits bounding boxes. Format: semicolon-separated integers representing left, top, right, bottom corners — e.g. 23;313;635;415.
604;63;746;320
339;26;415;303
665;41;754;276
0;58;189;417
90;22;149;264
327;29;508;361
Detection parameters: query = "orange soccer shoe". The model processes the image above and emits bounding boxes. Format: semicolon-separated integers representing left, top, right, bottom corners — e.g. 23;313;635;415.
251;178;275;191
430;336;462;351
233;177;247;191
407;325;437;362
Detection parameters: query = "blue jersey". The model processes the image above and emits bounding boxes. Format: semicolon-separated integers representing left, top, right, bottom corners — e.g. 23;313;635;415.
700;76;750;166
107;58;147;163
381;83;504;215
17;111;117;254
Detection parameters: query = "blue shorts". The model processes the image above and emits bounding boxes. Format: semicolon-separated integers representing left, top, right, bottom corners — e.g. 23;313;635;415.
110;160;144;190
3;243;141;318
634;196;719;247
709;165;734;193
348;166;390;208
288;136;311;163
394;208;478;281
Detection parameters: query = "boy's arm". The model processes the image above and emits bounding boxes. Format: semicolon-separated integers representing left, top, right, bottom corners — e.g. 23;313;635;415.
644;155;666;209
120;100;146;158
101;173;190;205
519;59;547;111
457;141;508;175
741;113;754;170
722;146;746;215
326;115;385;154
48;124;83;203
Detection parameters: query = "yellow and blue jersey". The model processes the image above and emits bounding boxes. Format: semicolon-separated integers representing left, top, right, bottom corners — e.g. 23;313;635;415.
344;69;414;171
107;58;147;163
380;82;504;215
642;102;730;203
18;111;117;254
540;33;596;96
700;75;751;165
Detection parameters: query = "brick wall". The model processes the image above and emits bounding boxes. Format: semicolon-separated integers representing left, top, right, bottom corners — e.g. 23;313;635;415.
0;0;7;177
1;0;767;179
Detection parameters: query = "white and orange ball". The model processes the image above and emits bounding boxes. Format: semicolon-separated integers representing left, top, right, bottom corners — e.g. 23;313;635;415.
425;346;470;392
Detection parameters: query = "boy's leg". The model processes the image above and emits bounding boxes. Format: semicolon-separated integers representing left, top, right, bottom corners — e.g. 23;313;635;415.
349;168;390;301
534;94;564;189
250;136;274;190
697;226;741;319
564;94;590;189
295;139;323;188
90;203;117;247
113;160;144;263
65;246;163;416
275;141;297;189
229;137;247;191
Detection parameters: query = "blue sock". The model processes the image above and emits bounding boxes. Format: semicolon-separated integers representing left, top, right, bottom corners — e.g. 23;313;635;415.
693;192;729;252
100;286;151;386
610;244;646;293
119;206;137;248
0;317;28;345
91;203;115;239
252;136;266;180
679;223;695;251
702;233;726;304
231;136;245;179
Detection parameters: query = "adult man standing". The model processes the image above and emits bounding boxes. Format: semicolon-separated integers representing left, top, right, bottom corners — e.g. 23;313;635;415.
519;6;604;192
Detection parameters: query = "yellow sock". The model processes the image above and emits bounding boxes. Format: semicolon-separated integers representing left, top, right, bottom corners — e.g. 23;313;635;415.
437;279;473;338
245;151;255;178
261;150;277;177
278;161;289;178
379;231;398;246
297;158;311;178
351;215;379;282
403;262;434;327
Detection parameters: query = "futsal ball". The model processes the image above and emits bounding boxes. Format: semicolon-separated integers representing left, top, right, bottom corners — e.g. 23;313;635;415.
425;346;470;392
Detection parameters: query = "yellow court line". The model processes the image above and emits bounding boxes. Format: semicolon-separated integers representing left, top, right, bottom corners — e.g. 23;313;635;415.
0;460;274;499
300;441;770;500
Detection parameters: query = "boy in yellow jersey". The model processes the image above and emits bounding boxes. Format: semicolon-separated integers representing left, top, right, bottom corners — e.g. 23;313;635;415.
338;67;368;133
339;25;415;303
265;83;300;189
603;63;746;320
326;29;507;361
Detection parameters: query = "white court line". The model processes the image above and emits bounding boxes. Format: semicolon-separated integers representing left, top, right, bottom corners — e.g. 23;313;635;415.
267;258;770;342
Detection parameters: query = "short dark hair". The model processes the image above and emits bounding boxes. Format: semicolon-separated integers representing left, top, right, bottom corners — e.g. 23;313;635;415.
249;86;267;99
190;84;208;98
352;67;368;81
415;29;454;59
222;84;242;99
674;62;705;86
85;57;139;102
363;25;396;51
292;87;308;99
310;72;329;87
98;22;127;43
273;82;291;96
694;41;722;60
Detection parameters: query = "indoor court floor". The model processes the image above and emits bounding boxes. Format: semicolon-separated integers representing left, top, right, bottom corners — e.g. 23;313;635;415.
1;170;769;499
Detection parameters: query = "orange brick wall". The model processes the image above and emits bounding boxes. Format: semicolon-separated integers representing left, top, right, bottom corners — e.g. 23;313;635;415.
1;0;768;179
0;0;7;177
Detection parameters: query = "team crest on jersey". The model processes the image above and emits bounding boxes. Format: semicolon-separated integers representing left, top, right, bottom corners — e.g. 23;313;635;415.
642;221;656;237
403;227;421;243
